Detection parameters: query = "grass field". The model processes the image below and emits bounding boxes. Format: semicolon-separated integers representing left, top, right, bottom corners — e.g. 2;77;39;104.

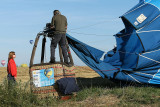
1;66;160;107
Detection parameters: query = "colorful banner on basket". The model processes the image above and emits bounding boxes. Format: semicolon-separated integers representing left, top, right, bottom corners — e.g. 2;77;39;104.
32;68;54;87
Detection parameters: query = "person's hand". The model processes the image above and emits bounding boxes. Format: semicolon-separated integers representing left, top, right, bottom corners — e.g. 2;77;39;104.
14;77;17;80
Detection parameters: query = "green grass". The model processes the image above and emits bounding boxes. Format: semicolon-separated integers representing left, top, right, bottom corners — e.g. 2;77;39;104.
1;78;160;107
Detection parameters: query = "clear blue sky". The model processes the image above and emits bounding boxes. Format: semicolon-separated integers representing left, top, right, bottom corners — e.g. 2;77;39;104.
0;0;139;66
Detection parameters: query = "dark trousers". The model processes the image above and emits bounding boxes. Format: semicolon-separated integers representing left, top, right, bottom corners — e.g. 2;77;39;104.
7;74;16;88
50;33;68;63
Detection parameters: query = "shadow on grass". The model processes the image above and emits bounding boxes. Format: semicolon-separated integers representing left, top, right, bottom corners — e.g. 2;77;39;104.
76;77;156;89
76;77;117;89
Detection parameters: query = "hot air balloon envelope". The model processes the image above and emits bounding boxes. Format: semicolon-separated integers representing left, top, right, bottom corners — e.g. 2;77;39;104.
66;0;160;85
20;64;28;67
1;60;6;66
30;40;34;44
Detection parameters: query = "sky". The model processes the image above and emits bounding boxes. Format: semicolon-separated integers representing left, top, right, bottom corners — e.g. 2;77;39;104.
0;0;139;67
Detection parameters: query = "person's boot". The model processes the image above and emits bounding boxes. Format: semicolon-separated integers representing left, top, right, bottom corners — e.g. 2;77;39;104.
64;61;72;67
50;59;55;63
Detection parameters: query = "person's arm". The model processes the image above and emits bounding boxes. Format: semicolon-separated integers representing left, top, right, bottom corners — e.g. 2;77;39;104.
51;17;55;29
10;61;17;78
7;62;10;74
65;17;68;31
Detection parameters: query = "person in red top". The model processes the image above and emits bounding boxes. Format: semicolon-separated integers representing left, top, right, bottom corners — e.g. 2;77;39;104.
7;51;17;83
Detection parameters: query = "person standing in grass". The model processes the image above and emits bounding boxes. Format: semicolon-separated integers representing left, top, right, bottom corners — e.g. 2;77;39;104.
7;51;17;85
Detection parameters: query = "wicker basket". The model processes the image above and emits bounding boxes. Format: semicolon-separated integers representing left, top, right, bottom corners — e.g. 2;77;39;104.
29;64;75;98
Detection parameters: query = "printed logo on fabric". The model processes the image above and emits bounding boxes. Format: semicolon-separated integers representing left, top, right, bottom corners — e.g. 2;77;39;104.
136;14;147;23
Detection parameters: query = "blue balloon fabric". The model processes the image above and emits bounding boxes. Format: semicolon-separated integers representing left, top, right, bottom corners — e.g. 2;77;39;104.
66;0;160;85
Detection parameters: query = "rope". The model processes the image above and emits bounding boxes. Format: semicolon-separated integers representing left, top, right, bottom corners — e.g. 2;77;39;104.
68;30;142;38
69;18;120;31
67;30;137;38
68;29;160;38
67;30;113;37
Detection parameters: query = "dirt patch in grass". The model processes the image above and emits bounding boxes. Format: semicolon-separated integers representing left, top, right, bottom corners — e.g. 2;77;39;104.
59;95;119;107
79;95;119;106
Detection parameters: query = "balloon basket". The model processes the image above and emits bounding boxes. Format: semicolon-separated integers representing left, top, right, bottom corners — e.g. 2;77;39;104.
29;63;76;98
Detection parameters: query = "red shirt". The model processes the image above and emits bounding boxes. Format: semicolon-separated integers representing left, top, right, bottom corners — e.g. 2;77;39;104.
7;59;17;77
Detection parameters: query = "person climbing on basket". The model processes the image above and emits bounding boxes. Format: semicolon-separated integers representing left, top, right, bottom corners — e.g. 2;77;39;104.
7;51;17;87
50;10;69;64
